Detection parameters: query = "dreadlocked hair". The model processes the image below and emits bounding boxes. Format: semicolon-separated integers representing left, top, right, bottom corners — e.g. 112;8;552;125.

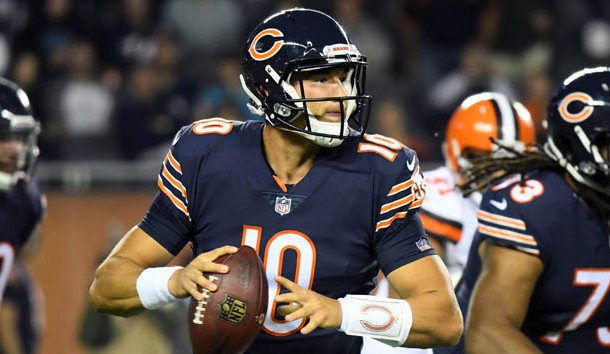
459;138;562;197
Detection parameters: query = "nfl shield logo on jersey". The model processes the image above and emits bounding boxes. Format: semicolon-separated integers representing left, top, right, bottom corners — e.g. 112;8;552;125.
416;238;432;252
275;196;292;215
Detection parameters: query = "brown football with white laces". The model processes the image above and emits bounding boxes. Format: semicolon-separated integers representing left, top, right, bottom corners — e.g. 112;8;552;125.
188;246;268;354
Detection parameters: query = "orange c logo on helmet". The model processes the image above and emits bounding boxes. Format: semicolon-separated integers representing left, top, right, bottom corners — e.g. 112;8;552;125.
249;28;284;61
359;305;396;331
558;92;594;123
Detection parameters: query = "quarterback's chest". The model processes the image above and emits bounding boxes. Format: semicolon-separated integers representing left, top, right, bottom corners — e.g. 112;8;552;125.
184;160;385;333
190;166;374;265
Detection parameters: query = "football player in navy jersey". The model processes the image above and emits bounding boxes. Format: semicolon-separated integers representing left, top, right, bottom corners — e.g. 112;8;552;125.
364;92;536;354
449;67;610;354
89;7;462;354
0;78;45;354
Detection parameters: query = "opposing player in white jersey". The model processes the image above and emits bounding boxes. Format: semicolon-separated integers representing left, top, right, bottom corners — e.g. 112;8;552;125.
362;92;535;354
422;92;536;284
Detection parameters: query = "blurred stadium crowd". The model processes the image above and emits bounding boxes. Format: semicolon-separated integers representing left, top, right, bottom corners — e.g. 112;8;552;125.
1;0;610;167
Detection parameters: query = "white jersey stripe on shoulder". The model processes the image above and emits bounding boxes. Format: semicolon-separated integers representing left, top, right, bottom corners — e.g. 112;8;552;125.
166;151;182;174
357;143;397;161
157;176;190;220
388;179;413;196
376;162;422;232
387;165;420;196
477;209;526;230
380;195;413;214
478;224;537;246
161;164;187;200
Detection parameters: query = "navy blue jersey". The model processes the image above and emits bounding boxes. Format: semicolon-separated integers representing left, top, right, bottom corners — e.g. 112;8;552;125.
139;119;435;353
0;179;45;302
452;169;610;354
0;261;43;354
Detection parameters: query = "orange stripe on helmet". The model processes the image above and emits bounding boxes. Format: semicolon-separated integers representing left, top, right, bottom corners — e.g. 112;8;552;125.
166;151;182;174
249;28;284;61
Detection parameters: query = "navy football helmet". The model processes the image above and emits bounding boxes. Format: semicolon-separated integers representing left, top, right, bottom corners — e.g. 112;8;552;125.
544;67;610;199
0;78;40;191
240;8;371;147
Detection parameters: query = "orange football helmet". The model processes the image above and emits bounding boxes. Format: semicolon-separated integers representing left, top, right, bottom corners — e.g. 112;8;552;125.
443;92;536;176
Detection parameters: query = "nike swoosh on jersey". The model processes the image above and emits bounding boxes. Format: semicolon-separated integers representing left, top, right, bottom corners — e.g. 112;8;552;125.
489;198;508;210
406;156;416;171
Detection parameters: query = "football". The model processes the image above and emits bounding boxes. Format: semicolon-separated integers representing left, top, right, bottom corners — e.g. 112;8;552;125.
188;246;268;354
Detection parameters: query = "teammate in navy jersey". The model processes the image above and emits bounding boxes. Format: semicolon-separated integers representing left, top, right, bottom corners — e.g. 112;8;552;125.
0;78;45;354
450;67;610;354
363;92;536;354
89;7;462;354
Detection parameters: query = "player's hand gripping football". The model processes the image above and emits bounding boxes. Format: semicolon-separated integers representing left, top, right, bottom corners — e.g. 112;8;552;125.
168;245;238;301
274;275;342;335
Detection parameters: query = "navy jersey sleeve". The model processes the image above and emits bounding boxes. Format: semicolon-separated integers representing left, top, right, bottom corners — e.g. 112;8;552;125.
372;145;436;275
14;180;46;250
475;173;550;263
139;125;197;255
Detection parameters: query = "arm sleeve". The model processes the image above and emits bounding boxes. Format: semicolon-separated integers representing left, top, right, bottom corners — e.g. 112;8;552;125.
139;127;196;255
376;213;436;275
373;148;436;275
476;189;544;261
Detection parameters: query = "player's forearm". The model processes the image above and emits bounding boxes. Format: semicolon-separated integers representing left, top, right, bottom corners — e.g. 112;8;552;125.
465;322;542;354
402;289;463;348
88;255;146;317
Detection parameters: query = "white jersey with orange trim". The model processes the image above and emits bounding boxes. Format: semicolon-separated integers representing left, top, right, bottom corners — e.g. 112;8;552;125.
138;119;436;354
420;166;480;280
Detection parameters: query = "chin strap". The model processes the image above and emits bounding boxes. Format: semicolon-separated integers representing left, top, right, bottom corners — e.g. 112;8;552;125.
283;115;349;148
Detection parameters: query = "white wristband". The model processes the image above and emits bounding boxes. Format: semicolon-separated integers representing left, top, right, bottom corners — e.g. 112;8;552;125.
136;266;183;309
338;294;412;347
